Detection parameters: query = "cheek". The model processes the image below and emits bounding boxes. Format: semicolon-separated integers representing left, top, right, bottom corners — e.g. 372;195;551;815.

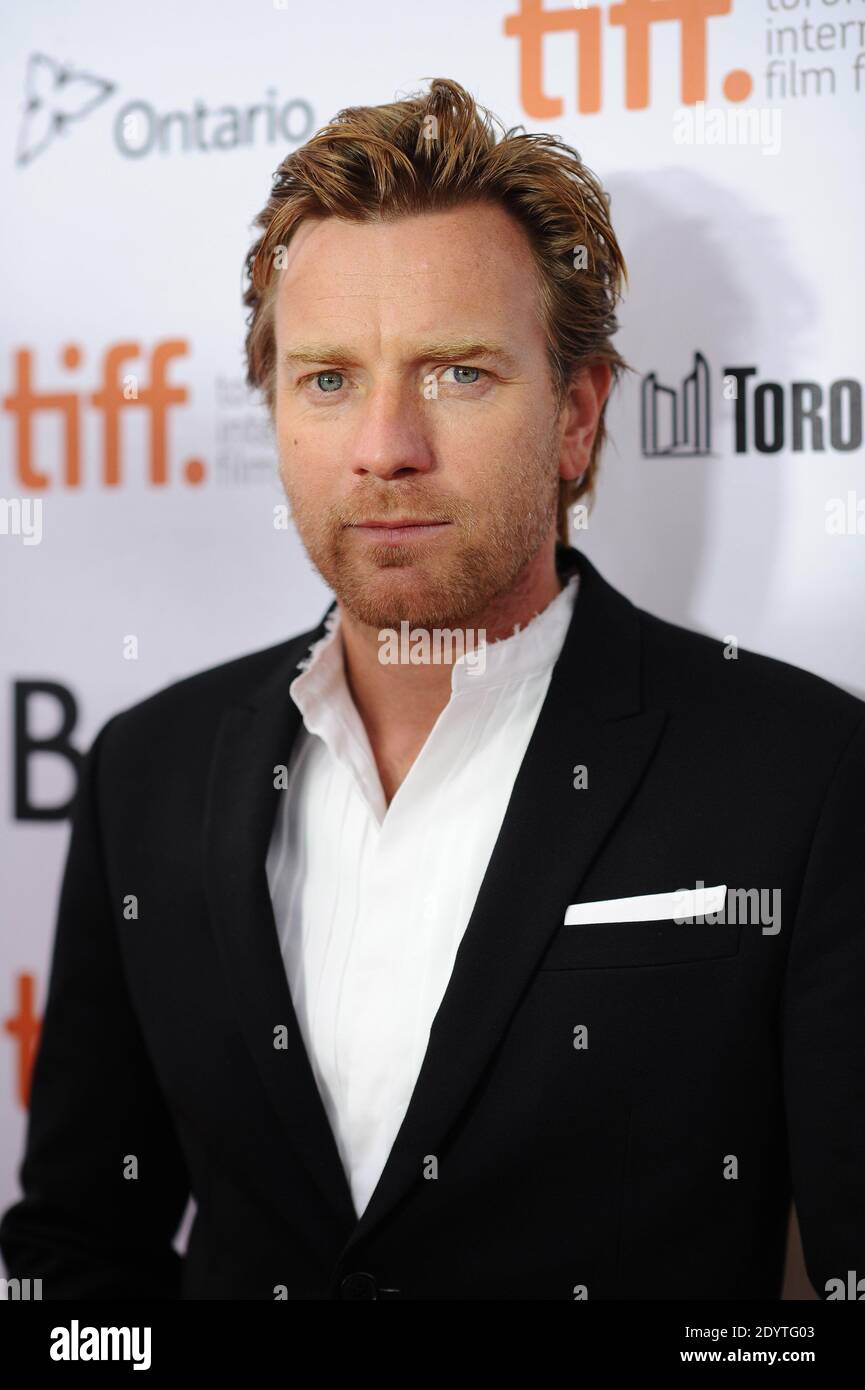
277;443;332;520
274;401;299;477
436;409;521;479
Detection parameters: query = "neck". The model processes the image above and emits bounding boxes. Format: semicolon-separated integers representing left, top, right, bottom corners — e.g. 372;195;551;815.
336;531;565;801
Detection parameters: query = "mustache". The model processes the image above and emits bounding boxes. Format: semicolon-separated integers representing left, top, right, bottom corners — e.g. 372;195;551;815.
335;494;466;526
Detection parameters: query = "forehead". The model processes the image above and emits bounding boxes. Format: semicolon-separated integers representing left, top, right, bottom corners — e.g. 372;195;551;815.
273;201;544;345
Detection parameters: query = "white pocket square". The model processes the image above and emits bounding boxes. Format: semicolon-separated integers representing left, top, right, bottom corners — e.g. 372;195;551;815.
564;884;727;925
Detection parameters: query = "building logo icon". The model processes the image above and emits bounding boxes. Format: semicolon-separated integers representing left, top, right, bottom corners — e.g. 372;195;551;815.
641;351;712;457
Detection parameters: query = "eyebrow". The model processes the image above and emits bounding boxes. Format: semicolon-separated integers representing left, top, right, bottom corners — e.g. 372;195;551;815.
280;339;521;372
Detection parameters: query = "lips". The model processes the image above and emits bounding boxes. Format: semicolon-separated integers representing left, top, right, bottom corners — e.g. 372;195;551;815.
348;519;452;544
354;519;445;527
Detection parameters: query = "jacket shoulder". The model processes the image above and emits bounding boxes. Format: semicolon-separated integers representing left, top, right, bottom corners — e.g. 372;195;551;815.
95;620;327;759
638;604;865;728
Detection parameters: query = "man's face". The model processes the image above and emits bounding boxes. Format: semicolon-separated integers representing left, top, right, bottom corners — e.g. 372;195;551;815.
273;200;566;629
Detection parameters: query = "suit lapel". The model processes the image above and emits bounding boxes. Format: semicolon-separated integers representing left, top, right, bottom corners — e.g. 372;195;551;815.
202;548;668;1257
340;546;667;1257
202;611;358;1229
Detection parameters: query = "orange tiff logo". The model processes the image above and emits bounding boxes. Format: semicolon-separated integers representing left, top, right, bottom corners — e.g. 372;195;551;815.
4;973;41;1109
504;0;748;116
2;339;206;488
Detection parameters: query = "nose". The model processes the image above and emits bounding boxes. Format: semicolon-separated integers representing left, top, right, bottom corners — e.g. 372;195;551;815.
347;377;435;483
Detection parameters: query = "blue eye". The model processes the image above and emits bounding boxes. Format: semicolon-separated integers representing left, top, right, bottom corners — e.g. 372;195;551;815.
445;366;481;385
314;371;344;392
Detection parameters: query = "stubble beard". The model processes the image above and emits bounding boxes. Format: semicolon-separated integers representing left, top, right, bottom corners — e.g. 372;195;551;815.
284;425;561;632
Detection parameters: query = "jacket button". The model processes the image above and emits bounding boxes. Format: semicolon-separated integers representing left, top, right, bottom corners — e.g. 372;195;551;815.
340;1272;378;1300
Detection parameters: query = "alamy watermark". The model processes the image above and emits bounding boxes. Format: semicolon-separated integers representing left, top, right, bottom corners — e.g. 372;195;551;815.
825;1270;865;1300
673;101;782;157
1;1276;43;1299
0;496;42;544
673;880;781;936
378;623;486;674
49;1320;151;1369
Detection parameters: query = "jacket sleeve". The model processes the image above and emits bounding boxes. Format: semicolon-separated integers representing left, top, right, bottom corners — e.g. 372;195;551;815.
783;713;865;1299
0;715;191;1298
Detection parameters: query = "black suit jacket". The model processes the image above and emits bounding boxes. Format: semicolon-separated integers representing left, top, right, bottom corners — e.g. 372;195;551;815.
3;544;865;1300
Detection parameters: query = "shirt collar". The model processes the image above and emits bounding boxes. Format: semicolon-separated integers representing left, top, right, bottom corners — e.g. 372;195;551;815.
290;571;579;733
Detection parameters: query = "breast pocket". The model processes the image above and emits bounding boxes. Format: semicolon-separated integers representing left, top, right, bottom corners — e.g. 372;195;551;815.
538;918;741;970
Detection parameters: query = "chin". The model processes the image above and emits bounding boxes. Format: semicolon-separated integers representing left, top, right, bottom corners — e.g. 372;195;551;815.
341;564;476;631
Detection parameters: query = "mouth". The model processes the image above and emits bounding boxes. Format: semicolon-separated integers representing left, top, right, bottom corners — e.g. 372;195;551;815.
349;519;452;544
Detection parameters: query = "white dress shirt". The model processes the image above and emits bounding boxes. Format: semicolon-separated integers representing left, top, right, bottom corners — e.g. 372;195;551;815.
265;571;579;1218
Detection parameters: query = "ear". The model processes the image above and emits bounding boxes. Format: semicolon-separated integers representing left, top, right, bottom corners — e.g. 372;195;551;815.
558;364;613;485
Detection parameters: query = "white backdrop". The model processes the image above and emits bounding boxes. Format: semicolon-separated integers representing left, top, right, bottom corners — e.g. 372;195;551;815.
2;0;863;1297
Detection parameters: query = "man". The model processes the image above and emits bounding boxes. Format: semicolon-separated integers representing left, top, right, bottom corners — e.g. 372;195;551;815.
2;78;863;1301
